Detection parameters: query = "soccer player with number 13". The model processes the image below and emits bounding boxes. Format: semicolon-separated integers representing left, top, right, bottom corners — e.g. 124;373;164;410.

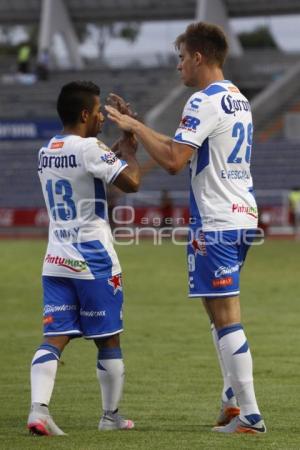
27;81;140;435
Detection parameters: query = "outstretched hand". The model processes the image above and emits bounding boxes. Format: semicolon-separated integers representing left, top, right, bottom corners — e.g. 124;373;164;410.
105;105;138;133
106;93;138;118
111;135;138;158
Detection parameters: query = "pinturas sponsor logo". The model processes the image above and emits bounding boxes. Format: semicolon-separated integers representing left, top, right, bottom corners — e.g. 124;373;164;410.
44;254;87;272
232;203;258;219
38;150;78;173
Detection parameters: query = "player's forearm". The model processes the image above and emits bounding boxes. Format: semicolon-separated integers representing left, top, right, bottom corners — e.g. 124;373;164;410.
132;121;174;172
148;129;173;145
124;152;140;184
119;151;140;192
105;105;175;171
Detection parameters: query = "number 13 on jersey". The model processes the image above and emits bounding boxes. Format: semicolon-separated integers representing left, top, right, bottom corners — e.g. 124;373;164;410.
45;179;77;221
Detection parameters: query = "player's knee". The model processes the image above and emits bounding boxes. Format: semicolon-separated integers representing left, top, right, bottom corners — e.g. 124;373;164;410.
94;333;120;350
44;335;71;352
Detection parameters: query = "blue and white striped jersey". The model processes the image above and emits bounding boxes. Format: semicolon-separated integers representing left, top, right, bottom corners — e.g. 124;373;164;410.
38;134;127;279
174;80;258;232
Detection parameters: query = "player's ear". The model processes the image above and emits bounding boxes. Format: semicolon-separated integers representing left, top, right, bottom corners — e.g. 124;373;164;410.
81;109;89;123
194;51;203;66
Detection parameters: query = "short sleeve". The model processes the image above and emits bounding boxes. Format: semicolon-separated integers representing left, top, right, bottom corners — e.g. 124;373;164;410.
82;139;128;184
173;93;219;148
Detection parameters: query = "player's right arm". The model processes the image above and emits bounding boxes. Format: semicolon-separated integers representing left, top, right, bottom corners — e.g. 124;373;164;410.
143;128;173;145
106;92;219;174
82;137;140;194
105;93;141;192
112;135;140;193
107;92;173;147
105;106;193;174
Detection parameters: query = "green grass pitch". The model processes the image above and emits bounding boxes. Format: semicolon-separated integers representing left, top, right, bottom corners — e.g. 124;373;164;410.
0;239;299;449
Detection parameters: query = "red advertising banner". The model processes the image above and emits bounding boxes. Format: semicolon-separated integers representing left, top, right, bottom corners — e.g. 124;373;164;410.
0;208;49;227
0;206;290;228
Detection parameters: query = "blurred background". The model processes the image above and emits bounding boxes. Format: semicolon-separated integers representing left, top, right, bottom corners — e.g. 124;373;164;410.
1;0;300;239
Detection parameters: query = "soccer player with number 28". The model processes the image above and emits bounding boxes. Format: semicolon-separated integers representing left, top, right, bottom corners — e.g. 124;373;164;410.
27;81;140;435
106;22;266;434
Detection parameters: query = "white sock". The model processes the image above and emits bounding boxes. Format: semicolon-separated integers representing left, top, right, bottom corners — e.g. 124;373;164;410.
218;324;261;424
97;348;124;412
210;323;237;405
30;343;60;406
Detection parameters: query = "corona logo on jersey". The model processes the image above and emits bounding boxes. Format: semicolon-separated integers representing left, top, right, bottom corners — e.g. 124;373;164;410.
38;150;78;173
179;115;200;132
221;94;250;115
108;274;123;294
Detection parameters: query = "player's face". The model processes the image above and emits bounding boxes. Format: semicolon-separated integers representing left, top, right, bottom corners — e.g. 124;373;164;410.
87;96;105;137
177;43;199;87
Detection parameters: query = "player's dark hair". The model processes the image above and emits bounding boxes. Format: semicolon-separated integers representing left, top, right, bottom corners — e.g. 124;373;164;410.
175;22;228;68
57;81;100;125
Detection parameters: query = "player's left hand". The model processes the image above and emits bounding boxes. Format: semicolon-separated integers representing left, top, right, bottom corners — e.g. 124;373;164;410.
111;135;138;158
105;105;137;133
106;93;138;119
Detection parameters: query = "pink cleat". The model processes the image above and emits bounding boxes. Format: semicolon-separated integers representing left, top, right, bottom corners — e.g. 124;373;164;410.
98;411;134;430
27;404;66;436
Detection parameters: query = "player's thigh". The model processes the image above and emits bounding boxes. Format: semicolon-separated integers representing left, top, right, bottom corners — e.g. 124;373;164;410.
74;274;124;339
203;296;241;329
188;229;241;298
42;276;81;337
237;228;257;269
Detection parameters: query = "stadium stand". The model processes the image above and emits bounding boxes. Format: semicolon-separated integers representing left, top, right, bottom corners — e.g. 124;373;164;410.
252;140;300;190
0;141;44;208
0;67;179;120
228;50;300;99
257;98;300;142
1;0;300;24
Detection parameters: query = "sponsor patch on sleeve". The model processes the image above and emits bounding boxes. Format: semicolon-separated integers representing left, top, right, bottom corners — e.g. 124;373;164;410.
100;151;118;165
50;141;64;149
